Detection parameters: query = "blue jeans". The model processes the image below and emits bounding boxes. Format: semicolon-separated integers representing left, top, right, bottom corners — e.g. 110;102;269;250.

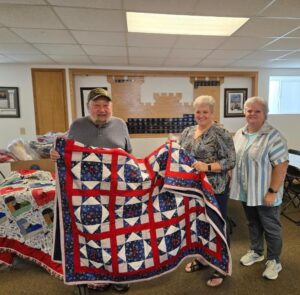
242;203;282;262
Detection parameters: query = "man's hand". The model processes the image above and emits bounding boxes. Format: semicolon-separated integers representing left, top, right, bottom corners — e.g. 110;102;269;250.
50;148;60;161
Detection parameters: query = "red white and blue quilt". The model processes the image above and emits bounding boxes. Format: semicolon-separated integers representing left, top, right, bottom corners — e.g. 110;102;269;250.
54;138;231;285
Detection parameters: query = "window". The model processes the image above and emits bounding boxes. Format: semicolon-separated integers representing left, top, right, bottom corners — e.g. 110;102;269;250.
269;76;300;114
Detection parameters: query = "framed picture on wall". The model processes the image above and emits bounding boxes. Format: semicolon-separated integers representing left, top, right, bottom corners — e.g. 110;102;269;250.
224;88;248;117
0;87;20;118
80;87;107;117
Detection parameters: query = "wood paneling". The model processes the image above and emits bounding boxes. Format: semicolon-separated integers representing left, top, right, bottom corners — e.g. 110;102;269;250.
32;69;68;135
107;76;194;120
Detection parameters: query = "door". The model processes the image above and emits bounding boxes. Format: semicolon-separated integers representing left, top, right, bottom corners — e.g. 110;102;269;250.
32;69;68;135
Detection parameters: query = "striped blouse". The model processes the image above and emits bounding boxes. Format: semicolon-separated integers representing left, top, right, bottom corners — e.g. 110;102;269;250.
230;121;289;206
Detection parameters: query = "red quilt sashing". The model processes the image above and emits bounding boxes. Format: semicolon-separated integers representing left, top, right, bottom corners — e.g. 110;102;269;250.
54;138;231;284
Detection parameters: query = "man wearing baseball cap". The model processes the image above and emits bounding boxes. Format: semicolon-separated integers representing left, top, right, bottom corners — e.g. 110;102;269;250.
51;87;132;153
50;87;131;293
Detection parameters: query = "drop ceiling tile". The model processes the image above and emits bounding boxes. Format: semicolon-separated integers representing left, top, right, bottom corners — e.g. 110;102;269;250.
48;0;122;9
72;31;126;46
163;58;201;67
0;0;46;4
49;54;92;64
231;59;273;68
0;28;25;43
218;36;274;50
0;4;64;29
0;43;41;54
281;51;300;59
263;38;300;50
242;50;292;60
124;0;199;14
129;57;164;66
169;48;211;58
0;0;299;69
285;27;300;38
127;33;177;48
200;59;235;67
269;59;300;68
193;0;272;17
82;45;127;56
260;0;300;18
89;55;128;65
7;54;53;63
11;28;76;44
234;17;300;37
128;47;169;57
206;49;251;59
34;44;86;55
54;7;125;31
0;54;14;63
173;36;226;49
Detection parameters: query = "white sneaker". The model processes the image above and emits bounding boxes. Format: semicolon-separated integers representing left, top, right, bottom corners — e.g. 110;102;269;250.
240;250;265;266
262;260;282;280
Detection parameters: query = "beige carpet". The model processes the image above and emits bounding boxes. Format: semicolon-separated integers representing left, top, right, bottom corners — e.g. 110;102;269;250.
1;200;299;295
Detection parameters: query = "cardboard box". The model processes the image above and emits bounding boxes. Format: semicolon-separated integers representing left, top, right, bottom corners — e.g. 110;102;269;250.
10;159;55;172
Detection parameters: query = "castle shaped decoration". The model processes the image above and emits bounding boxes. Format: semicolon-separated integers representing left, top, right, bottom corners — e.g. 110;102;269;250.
107;76;195;134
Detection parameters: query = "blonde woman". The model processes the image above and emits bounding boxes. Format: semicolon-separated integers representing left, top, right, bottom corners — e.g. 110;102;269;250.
179;95;236;287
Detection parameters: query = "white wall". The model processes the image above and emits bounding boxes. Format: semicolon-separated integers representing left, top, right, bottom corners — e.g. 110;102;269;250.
0;64;300;155
0;65;36;148
220;76;252;133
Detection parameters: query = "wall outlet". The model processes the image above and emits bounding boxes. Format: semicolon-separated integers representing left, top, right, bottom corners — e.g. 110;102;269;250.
20;127;26;135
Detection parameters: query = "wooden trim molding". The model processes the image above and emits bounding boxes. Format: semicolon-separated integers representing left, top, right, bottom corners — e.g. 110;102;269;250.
68;69;258;123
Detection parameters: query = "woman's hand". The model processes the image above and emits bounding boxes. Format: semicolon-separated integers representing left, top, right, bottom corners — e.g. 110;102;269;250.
50;148;60;161
192;161;208;172
264;192;276;206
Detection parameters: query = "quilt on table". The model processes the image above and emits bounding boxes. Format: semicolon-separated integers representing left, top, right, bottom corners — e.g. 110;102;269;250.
0;170;62;277
55;138;231;284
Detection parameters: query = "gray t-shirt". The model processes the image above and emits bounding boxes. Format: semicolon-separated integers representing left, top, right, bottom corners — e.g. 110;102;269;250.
68;116;132;153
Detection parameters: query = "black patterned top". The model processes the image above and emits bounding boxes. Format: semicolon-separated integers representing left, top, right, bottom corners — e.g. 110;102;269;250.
179;124;236;194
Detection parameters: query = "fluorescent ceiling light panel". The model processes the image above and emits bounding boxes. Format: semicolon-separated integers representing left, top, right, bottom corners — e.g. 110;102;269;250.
127;12;249;36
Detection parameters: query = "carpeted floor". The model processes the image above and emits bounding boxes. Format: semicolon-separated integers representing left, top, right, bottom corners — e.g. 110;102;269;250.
1;200;299;295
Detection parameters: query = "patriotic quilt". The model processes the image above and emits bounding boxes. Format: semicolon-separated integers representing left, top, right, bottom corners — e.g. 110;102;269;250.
54;138;231;285
0;170;62;277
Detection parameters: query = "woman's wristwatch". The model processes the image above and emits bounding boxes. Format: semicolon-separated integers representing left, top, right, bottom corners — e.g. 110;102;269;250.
207;164;212;171
268;187;277;193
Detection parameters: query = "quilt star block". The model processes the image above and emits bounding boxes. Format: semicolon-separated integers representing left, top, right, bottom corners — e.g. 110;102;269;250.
54;138;231;284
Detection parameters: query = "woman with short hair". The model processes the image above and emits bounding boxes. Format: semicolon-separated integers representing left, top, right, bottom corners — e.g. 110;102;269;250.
180;95;236;287
230;96;288;280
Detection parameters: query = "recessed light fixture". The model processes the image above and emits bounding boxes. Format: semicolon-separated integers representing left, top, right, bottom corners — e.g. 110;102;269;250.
127;12;248;36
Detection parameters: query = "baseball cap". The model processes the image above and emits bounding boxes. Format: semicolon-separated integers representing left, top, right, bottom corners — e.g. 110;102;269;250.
87;88;111;102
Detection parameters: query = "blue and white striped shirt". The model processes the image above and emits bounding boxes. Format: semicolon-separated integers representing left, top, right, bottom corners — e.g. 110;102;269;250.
230;121;288;206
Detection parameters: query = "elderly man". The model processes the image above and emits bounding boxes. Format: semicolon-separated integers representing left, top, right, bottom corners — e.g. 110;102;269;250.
51;88;131;293
51;87;132;156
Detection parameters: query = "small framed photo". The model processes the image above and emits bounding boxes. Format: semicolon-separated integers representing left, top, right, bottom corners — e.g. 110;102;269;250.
0;87;20;118
224;88;248;117
80;87;107;117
